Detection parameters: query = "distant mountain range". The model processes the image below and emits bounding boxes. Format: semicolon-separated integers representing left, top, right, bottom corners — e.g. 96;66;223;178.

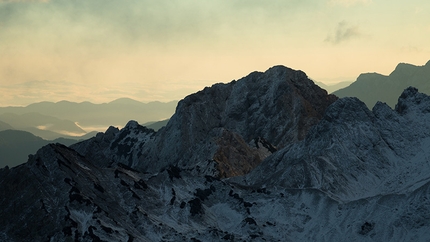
0;98;176;168
0;98;177;140
0;98;177;128
334;60;430;107
0;121;176;168
314;80;352;93
142;119;170;131
0;120;167;168
0;120;13;130
0;130;81;168
0;112;86;138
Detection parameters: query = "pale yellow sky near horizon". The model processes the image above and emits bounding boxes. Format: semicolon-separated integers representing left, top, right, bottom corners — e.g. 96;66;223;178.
1;0;430;106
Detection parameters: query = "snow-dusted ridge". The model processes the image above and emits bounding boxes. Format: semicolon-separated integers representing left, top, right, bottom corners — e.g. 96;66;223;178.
241;87;430;199
1;64;430;241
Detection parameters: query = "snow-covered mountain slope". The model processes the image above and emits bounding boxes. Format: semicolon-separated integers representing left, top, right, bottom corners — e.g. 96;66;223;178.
1;66;430;241
2;139;430;241
241;87;430;202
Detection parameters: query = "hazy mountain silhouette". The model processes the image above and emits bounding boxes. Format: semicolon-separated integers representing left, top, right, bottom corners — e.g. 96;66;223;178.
0;120;13;131
17;127;99;140
0;112;86;138
333;60;430;107
314;80;353;93
0;98;177;129
107;97;144;105
142;119;169;131
0;130;79;168
18;127;79;140
77;131;99;140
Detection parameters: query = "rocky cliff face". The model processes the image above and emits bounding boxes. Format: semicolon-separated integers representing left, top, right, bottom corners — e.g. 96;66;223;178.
74;65;337;178
146;66;336;178
1;66;430;241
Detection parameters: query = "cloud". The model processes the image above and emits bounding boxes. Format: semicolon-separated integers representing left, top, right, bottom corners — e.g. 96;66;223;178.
0;0;49;2
0;80;92;106
0;79;189;106
328;0;371;6
325;21;362;44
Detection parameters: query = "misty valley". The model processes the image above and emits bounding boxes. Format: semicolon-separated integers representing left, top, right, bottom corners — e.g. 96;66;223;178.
0;99;176;168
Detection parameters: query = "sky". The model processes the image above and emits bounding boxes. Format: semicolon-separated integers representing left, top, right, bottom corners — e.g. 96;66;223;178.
1;0;430;106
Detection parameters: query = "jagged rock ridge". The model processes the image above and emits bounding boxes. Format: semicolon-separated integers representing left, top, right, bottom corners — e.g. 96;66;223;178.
242;87;430;201
1;66;430;241
74;65;337;178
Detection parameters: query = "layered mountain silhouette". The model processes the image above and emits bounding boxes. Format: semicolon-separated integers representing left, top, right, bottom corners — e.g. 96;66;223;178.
1;65;430;241
0;112;86;138
142;119;169;131
0;130;93;168
0;99;175;168
0;120;13;131
314;80;352;93
334;60;430;107
0;98;177;131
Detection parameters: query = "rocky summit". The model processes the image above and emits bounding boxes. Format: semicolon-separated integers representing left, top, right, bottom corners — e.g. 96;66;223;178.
1;66;430;241
73;65;337;178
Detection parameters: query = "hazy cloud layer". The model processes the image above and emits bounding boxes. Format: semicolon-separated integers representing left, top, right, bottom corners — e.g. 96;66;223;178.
0;0;48;2
1;0;430;105
0;79;211;106
0;0;316;47
325;21;362;44
328;0;372;6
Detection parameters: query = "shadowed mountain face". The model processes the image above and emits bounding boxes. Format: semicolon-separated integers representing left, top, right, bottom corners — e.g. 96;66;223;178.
2;66;430;241
0;130;79;168
334;60;430;107
0;120;13;131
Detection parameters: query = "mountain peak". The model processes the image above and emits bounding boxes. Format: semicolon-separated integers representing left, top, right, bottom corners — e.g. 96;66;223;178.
399;86;419;98
124;120;140;129
334;60;430;108
129;65;337;177
108;98;142;105
323;97;372;123
390;62;419;77
395;87;430;114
